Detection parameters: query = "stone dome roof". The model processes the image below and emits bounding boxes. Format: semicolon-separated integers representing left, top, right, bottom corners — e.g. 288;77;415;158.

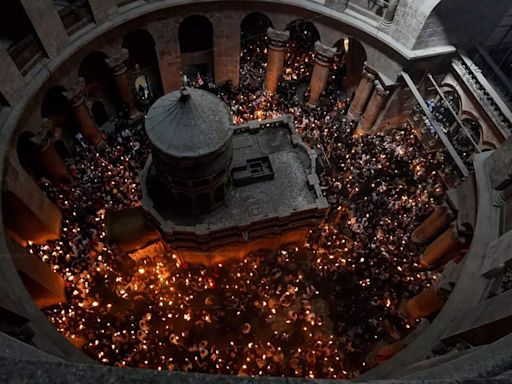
145;87;233;158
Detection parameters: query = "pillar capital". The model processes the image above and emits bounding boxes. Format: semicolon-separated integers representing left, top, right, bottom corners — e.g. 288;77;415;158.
65;79;104;146
64;78;87;107
374;83;389;97
362;69;376;82
313;41;337;66
267;28;290;50
105;48;130;76
33;119;56;151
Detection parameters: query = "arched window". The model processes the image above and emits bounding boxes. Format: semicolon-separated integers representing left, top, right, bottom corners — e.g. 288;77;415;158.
91;101;109;126
78;51;119;113
122;29;159;70
41;86;77;132
241;12;272;42
179;15;214;82
123;29;163;101
343;38;367;92
79;51;112;88
179;15;213;54
286;20;320;52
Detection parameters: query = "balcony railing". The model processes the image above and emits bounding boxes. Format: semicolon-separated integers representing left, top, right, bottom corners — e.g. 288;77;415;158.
55;0;94;36
452;56;512;138
6;35;44;76
470;47;512;112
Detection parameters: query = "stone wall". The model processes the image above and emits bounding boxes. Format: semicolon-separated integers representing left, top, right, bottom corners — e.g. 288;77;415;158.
413;0;512;50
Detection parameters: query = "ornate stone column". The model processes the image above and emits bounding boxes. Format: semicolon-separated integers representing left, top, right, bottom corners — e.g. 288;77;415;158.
35;120;71;187
400;285;445;321
419;226;467;268
354;82;389;136
379;0;401;31
65;78;104;146
308;41;337;107
347;69;376;121
106;49;143;120
411;206;454;245
265;28;290;93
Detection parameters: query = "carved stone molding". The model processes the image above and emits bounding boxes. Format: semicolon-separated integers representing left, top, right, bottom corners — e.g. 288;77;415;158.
267;28;289;50
105;48;129;76
313;41;337;66
64;78;86;107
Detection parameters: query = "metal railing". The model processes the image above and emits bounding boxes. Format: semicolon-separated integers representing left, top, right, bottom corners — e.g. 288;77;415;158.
451;56;512;138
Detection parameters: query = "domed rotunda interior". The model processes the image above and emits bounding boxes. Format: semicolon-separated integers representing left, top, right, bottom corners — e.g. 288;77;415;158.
1;0;512;382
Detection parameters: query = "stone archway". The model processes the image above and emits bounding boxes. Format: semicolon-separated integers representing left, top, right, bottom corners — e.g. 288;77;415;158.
240;12;273;91
179;15;214;82
122;28;163;100
78;51;118;117
343;38;367;94
286;19;320;54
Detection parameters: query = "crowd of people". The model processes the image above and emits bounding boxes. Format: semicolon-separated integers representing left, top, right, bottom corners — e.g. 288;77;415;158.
28;31;450;379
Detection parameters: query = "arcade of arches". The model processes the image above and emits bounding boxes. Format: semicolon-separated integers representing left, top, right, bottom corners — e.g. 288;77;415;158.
1;2;512;383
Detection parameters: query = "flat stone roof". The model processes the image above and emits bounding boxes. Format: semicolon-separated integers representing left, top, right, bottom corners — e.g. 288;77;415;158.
142;116;327;232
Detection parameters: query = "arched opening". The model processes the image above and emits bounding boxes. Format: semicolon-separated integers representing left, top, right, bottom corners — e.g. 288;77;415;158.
240;12;273;91
434;88;462;130
286;20;320;54
17;131;41;179
41;86;77;133
122;29;159;70
78;51;118;118
343;38;367;94
17;130;71;187
91;101;109;127
329;38;348;95
448;117;481;161
439;88;462;115
282;20;320;90
122;29;163;102
463;118;482;143
241;12;272;42
179;15;214;82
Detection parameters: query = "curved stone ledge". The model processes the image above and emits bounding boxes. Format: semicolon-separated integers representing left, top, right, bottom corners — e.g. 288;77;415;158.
360;150;500;379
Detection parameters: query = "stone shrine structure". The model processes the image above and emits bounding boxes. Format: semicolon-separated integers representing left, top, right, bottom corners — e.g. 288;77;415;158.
137;87;328;264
